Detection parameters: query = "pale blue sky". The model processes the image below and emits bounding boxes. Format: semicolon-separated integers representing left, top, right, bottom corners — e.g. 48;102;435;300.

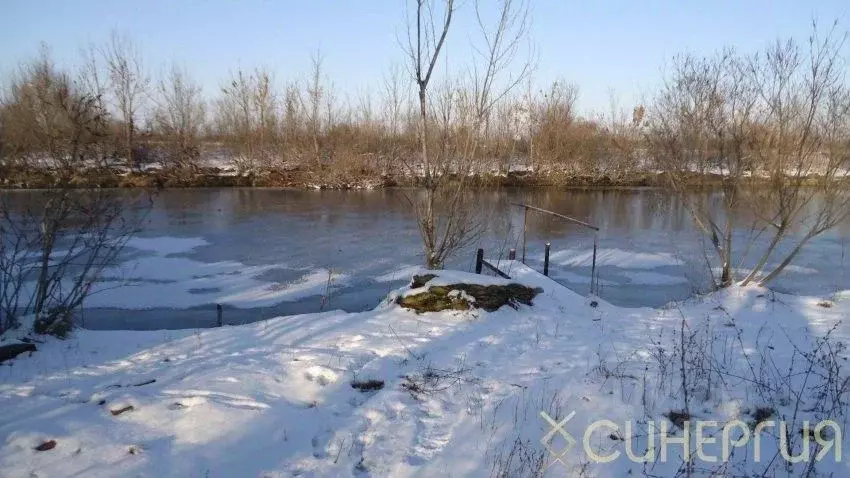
2;0;849;114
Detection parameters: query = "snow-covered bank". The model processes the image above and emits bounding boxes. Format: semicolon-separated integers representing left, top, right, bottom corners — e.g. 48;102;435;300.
1;265;848;477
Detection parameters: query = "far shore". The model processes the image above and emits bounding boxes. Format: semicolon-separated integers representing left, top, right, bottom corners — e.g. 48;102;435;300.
4;168;844;191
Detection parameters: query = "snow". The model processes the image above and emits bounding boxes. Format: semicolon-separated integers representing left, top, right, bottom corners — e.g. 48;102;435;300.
2;264;849;477
373;265;425;283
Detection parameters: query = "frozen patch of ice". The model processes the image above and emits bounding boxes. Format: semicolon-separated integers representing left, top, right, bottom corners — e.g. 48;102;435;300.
86;265;345;309
64;235;352;310
550;270;618;286
782;264;819;275
216;269;346;308
621;270;688;285
550;247;681;269
126;236;209;255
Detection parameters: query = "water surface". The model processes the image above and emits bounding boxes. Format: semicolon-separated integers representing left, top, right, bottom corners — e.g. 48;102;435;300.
11;188;849;329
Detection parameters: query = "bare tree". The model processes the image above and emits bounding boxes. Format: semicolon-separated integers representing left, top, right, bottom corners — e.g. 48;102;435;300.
153;65;206;174
529;80;580;176
102;32;149;171
253;68;278;169
647;22;850;288
740;24;850;285
407;0;455;188
78;43;111;169
598;91;645;180
306;50;325;172
403;0;532;269
281;81;304;154
380;63;412;175
216;69;257;173
647;50;754;286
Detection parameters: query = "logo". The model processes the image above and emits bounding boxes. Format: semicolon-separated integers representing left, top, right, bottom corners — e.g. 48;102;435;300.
540;410;842;469
540;410;577;468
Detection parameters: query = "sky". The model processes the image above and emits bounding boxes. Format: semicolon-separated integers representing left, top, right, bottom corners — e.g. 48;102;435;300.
2;0;849;115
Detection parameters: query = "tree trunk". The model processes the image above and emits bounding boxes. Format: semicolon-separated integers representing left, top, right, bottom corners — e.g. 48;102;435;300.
758;232;815;286
418;84;440;269
423;186;439;269
740;226;786;286
419;88;430;187
719;199;734;287
126;119;134;170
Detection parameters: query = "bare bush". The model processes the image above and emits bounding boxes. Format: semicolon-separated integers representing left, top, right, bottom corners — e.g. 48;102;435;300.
0;49;147;336
0;190;146;336
214;68;282;174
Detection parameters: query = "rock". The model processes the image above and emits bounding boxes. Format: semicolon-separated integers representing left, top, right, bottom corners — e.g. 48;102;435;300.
350;379;385;392
0;343;37;363
34;440;56;452
411;274;437;288
110;405;135;416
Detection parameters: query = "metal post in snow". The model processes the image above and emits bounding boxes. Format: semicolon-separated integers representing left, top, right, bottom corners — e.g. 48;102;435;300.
522;207;528;264
475;248;484;274
591;237;598;295
544;242;551;277
216;304;223;327
509;248;516;260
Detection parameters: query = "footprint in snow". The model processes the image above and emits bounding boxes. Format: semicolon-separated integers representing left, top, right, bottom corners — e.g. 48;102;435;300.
168;396;207;410
303;366;337;386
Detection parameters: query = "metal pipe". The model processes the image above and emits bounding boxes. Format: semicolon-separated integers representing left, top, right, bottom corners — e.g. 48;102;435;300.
510;203;599;231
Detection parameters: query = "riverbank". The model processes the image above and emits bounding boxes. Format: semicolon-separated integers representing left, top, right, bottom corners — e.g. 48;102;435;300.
7;167;850;191
2;167;672;190
1;266;847;477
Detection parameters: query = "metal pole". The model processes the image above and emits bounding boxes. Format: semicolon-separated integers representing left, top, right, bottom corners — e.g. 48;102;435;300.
543;242;551;276
475;248;484;274
522;207;528;264
508;248;516;260
510;203;599;231
216;304;223;327
591;237;598;295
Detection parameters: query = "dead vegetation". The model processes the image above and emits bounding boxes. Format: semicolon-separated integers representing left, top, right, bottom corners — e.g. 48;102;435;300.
592;303;850;477
398;274;541;313
350;379;385;392
400;362;476;398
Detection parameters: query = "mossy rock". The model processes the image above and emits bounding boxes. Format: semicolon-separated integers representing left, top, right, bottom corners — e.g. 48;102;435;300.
399;276;541;313
411;274;437;288
34;306;74;338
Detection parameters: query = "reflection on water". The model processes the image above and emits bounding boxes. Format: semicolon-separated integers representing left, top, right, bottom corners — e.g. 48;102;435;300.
6;187;849;329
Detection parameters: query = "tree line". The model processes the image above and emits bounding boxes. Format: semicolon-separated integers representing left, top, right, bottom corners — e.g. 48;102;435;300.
0;35;646;189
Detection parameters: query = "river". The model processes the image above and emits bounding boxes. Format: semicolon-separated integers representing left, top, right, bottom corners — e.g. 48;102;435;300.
8;187;849;329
